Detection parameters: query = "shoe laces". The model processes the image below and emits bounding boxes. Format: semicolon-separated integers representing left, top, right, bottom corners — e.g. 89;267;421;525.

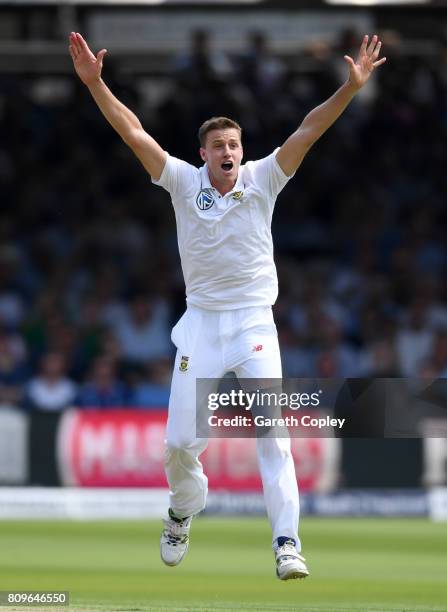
162;516;191;547
276;540;305;563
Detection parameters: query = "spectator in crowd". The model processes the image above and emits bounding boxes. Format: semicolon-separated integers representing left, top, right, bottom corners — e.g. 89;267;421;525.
130;358;171;408
113;293;172;366
0;325;29;405
77;356;127;408
277;320;312;377
419;329;447;378
359;338;400;377
25;352;77;411
313;315;360;378
173;29;233;85
395;298;435;377
236;31;285;100
0;245;26;329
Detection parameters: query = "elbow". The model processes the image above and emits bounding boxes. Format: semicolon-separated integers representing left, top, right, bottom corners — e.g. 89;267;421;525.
297;126;317;150
122;127;144;151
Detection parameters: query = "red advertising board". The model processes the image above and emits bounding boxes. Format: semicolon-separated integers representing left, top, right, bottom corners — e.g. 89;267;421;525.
57;410;339;492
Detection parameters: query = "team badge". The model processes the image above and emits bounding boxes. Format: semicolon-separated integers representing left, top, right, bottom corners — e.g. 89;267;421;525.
179;356;189;372
232;191;244;200
196;189;214;210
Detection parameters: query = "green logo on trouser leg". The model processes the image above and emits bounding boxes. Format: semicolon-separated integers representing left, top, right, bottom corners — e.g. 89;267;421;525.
179;356;189;372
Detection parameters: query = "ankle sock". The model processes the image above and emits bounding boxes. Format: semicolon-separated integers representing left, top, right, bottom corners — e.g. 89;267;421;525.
276;536;296;548
168;508;189;523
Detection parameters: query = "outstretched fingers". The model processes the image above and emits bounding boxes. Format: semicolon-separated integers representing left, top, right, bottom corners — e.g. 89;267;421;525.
373;57;387;68
369;36;386;68
359;34;369;57
344;55;355;69
69;32;96;61
69;32;81;55
76;32;91;54
96;49;107;65
366;34;378;56
68;44;77;61
372;40;382;60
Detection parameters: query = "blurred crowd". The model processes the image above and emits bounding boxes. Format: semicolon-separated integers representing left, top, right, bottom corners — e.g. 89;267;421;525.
1;27;447;411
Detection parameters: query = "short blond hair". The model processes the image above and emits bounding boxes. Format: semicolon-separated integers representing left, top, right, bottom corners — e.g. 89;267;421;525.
198;116;242;147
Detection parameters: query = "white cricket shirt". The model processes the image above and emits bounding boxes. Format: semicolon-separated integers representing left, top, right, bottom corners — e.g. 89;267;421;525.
153;150;292;310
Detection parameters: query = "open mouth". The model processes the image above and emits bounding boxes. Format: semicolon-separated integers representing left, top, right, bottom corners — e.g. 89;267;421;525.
221;161;233;172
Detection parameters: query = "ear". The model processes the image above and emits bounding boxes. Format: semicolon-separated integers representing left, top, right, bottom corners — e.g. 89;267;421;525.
199;147;207;162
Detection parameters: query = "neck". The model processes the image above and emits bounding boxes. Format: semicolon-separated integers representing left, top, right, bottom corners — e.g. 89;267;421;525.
208;168;237;197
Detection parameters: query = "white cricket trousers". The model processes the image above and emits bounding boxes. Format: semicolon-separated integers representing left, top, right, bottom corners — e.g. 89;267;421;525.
165;304;301;549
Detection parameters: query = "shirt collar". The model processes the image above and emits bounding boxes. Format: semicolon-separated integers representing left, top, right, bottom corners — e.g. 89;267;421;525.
200;163;245;195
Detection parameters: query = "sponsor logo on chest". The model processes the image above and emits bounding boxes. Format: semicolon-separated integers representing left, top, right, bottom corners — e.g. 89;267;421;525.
195;189;246;212
196;189;215;211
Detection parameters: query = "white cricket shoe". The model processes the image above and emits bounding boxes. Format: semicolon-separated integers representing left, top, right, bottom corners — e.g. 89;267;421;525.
160;508;192;567
275;539;309;580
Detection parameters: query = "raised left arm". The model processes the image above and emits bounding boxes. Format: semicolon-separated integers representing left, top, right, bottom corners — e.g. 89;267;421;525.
276;34;386;177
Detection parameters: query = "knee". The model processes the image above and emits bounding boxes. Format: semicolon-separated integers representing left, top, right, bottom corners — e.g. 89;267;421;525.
166;435;206;454
166;437;190;452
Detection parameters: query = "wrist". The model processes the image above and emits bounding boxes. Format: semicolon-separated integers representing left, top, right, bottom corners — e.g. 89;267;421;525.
345;79;361;95
86;76;104;91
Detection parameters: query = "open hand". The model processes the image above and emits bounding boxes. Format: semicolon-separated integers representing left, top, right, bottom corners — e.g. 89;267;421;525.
344;34;386;90
69;32;107;87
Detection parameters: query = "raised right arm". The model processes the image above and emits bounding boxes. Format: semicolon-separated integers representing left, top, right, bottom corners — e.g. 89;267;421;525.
69;32;166;181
